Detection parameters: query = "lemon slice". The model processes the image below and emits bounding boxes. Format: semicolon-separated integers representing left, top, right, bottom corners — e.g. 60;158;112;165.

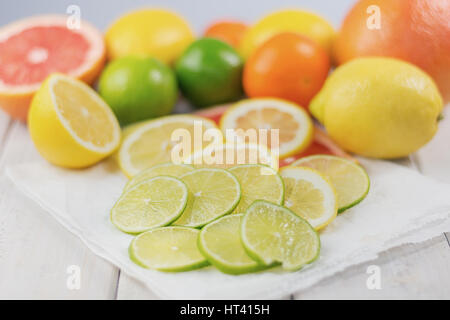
118;115;218;177
129;227;208;272
186;142;278;171
173;168;241;227
280;166;337;230
124;162;194;191
220;98;313;159
228;164;284;213
111;176;188;234
198;214;266;274
241;200;320;271
28;74;121;168
293;155;370;213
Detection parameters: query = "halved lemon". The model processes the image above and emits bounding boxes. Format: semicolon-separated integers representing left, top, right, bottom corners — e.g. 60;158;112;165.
124;162;194;191
186;142;278;171
279;166;337;230
28;74;121;168
292;155;370;213
220;98;313;159
118;115;218;177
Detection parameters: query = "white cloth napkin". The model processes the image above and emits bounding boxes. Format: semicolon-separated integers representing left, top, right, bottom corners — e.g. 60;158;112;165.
6;158;450;299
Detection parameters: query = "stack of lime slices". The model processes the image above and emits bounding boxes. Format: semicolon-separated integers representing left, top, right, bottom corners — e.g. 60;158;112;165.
111;155;370;274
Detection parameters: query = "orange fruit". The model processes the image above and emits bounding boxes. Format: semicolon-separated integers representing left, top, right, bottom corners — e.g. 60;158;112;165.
0;15;106;121
204;20;248;48
243;32;330;108
333;0;450;102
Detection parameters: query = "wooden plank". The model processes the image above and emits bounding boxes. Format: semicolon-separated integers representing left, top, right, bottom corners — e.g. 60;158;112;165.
0;121;119;299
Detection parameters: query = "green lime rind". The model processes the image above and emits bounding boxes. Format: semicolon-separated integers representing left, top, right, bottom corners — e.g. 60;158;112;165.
292;155;370;213
124;162;195;191
228;164;285;214
111;176;188;234
129;227;209;272
198;214;267;275
174;168;241;228
241;200;320;271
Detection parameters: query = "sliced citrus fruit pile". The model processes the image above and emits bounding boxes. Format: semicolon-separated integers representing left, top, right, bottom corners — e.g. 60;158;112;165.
280;166;337;230
228;164;284;213
129;227;208;272
174;168;241;227
111;176;188;234
118;115;218;177
220;98;314;159
0;15;106;121
124;162;194;191
241;200;320;271
293;155;370;212
198;214;265;275
28;74;121;168
112;155;367;273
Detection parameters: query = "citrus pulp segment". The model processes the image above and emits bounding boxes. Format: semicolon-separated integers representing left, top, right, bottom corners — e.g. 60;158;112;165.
279;166;337;230
228;164;284;213
111;176;188;234
220;98;313;158
198;214;265;274
173;168;241;228
293;155;370;212
241;200;320;271
118;115;218;177
129;227;208;272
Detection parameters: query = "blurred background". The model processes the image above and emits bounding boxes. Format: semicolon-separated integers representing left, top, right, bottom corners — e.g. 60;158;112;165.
0;0;355;31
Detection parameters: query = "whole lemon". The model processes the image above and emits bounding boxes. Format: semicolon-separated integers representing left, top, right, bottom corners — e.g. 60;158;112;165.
105;9;195;64
310;57;443;159
239;9;335;59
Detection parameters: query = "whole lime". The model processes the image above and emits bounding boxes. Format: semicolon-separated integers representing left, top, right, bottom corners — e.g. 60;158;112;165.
175;38;244;108
98;56;177;126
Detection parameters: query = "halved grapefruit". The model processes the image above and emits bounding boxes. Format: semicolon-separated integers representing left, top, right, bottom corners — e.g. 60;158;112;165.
0;15;106;121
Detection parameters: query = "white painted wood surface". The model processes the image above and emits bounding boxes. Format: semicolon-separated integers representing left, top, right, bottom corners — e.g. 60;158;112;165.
0;108;449;300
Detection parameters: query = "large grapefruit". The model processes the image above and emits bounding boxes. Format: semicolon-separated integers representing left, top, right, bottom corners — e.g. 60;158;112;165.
0;15;106;121
333;0;450;102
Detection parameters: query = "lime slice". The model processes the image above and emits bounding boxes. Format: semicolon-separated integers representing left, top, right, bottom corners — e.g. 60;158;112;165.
241;200;320;271
228;164;284;213
280;166;337;230
198;214;266;274
111;176;188;234
124;162;194;191
174;168;241;227
129;227;208;272
292;155;370;213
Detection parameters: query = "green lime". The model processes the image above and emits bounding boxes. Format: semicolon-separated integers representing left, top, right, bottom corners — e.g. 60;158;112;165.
293;155;370;213
198;214;266;275
241;200;320;271
175;38;244;108
111;176;188;234
174;168;241;228
98;56;177;126
228;164;284;213
129;227;208;272
124;162;194;191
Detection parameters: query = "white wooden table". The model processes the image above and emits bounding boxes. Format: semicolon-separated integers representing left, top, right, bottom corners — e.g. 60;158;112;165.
0;107;449;300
